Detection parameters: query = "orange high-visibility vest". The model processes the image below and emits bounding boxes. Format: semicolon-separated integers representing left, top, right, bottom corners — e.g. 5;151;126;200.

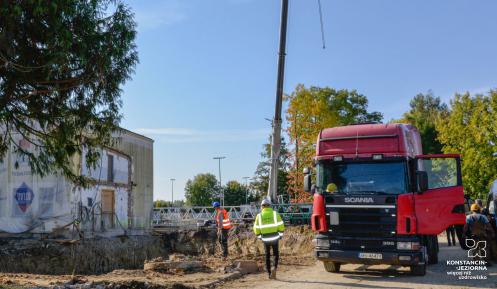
216;209;233;229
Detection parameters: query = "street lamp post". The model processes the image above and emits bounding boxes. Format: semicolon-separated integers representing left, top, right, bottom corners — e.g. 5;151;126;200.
243;176;250;204
170;178;175;205
213;156;226;206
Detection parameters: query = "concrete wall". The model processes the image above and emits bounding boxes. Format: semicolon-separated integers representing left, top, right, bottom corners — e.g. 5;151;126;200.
0;236;167;274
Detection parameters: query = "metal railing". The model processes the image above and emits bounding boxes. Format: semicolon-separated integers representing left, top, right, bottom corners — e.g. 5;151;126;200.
152;203;313;228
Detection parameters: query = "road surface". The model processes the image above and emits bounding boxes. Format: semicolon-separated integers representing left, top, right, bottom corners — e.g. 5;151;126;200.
221;239;497;289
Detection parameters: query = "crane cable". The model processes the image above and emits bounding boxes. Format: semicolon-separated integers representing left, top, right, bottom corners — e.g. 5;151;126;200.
317;0;326;49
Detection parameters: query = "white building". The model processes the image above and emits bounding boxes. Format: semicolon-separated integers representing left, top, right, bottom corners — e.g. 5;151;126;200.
0;129;153;237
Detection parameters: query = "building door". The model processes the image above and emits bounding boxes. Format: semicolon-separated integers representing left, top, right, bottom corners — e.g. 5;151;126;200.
101;189;115;229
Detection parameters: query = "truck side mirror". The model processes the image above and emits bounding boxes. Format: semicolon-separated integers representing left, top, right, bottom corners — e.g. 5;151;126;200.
416;171;428;193
303;167;312;193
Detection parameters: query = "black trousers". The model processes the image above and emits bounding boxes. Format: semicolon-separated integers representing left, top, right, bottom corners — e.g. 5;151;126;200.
446;225;456;246
218;229;229;257
264;241;279;274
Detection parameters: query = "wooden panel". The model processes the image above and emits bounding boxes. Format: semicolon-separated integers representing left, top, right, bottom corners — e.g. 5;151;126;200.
101;190;115;214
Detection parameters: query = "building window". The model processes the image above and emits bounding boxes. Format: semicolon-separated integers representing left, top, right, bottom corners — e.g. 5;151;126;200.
107;154;114;183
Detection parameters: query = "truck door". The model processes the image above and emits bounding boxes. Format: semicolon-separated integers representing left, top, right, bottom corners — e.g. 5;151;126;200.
414;154;466;235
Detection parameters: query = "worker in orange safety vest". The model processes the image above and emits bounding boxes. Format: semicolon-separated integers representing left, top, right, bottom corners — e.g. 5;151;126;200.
213;201;232;258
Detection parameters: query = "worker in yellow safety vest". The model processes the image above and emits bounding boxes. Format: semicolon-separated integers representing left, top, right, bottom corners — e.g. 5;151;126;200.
214;201;232;258
253;198;285;279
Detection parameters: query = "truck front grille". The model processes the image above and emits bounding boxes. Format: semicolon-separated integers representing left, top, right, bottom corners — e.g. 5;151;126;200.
327;205;397;241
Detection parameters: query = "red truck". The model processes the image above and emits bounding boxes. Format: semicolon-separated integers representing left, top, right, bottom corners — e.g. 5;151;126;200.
304;123;466;275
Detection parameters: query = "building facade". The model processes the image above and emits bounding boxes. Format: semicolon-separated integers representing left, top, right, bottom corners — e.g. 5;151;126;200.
0;129;153;237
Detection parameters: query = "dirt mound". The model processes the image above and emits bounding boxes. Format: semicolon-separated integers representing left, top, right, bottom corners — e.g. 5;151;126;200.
1;226;316;289
227;225;315;258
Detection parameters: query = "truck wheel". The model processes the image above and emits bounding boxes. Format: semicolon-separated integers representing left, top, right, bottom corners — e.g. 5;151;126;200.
427;235;439;264
323;261;341;273
411;246;427;276
410;263;426;276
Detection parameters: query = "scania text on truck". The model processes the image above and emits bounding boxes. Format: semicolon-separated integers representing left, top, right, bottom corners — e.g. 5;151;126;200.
304;123;466;276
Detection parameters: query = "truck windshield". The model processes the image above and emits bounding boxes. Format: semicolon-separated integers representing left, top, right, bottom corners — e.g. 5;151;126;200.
317;161;408;195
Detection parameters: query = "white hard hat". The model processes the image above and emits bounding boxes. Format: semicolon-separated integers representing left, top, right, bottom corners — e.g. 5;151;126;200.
261;198;271;206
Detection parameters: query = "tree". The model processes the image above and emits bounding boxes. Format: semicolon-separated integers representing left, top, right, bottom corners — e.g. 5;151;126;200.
0;1;138;185
252;137;290;202
397;92;448;154
285;84;382;202
223;180;255;206
184;173;218;206
436;91;497;199
154;200;184;208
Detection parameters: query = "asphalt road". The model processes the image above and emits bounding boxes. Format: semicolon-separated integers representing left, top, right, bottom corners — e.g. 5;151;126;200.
221;237;497;289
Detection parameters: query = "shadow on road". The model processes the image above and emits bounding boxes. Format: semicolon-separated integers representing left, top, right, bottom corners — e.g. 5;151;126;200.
278;278;409;289
293;242;497;289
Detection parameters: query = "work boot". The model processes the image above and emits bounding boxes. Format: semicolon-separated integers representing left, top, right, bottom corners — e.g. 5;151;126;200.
270;266;277;279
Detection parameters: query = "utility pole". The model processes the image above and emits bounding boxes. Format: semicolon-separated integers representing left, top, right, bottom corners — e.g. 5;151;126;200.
243;176;250;204
213;156;226;206
170;178;175;205
268;0;289;203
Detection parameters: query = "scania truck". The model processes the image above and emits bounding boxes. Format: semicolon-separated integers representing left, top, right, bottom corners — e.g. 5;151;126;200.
304;123;466;275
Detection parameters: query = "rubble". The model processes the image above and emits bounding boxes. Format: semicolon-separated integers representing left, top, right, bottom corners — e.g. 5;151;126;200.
144;255;207;274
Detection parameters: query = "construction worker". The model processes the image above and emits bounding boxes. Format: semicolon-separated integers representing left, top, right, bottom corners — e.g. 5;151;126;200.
463;204;494;265
213;201;232;258
253;198;285;279
476;199;487;215
446;225;456;246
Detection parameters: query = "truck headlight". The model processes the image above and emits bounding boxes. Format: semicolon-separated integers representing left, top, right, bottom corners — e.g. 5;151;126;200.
314;238;331;248
397;241;420;250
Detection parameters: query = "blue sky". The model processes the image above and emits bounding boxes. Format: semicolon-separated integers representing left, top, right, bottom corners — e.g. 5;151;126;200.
120;0;497;201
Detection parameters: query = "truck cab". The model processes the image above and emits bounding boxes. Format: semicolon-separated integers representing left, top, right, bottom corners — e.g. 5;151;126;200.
305;123;466;275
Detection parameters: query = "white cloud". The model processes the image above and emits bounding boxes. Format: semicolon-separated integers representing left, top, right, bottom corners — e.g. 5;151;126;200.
133;1;186;32
133;128;269;143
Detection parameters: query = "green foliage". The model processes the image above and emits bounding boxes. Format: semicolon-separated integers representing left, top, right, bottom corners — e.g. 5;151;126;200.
423;158;458;189
184;173;218;206
223;180;256;206
436;91;497;199
0;1;138;185
154;199;184;208
252;137;290;201
398;92;448;154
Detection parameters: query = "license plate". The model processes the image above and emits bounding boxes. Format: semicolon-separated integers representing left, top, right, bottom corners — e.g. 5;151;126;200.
358;252;382;260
